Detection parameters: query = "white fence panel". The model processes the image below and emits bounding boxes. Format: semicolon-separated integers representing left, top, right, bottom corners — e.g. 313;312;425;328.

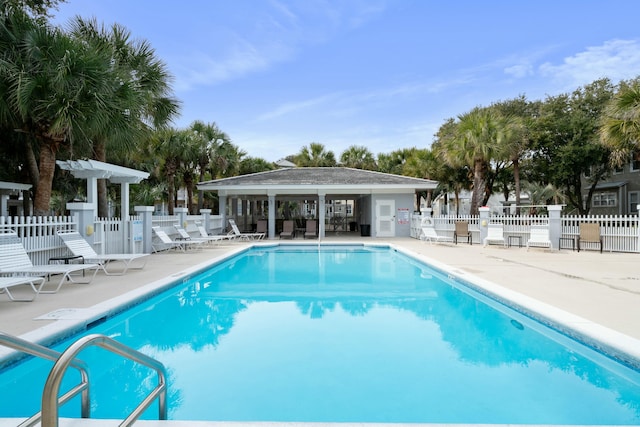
562;215;639;253
0;216;76;264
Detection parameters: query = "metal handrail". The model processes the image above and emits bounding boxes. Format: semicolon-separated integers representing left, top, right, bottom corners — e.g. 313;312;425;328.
41;333;167;427
0;332;90;427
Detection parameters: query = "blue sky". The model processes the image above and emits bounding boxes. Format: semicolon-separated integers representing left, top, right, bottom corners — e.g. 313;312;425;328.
53;0;640;162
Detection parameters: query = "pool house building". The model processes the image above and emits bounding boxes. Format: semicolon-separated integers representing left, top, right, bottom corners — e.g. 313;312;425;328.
197;167;438;239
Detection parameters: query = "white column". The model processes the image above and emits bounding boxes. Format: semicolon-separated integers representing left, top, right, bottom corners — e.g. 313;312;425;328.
318;193;326;239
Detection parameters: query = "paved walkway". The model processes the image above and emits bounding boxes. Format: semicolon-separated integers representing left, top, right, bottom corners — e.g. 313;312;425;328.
1;237;639;345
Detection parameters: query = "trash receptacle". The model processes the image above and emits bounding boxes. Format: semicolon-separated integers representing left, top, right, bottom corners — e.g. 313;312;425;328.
360;224;370;236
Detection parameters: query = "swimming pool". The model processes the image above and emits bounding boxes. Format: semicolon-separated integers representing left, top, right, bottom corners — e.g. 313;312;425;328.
1;244;640;424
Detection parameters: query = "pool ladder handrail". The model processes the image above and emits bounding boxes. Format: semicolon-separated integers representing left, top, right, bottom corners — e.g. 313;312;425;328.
0;331;90;427
0;331;168;427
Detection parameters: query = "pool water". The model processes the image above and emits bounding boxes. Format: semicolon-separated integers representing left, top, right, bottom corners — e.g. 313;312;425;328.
1;245;640;424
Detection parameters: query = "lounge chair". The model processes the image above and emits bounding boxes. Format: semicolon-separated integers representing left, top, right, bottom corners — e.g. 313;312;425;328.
577;223;603;253
0;232;99;294
526;225;552;250
57;231;148;275
483;223;506;247
280;220;295;239
174;225;228;246
304;220;317;239
152;227;204;252
228;219;265;240
454;221;472;244
0;276;46;302
195;223;236;243
420;226;453;244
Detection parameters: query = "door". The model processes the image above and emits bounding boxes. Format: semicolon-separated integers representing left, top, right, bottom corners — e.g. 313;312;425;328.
375;199;395;237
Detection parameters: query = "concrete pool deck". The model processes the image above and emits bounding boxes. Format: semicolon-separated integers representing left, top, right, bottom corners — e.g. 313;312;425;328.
1;236;639;343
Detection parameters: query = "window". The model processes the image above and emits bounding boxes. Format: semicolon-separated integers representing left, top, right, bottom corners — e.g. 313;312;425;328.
592;192;617;207
631;151;640;172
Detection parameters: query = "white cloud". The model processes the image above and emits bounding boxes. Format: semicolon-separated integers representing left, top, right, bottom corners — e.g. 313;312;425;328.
539;39;640;86
504;63;534;78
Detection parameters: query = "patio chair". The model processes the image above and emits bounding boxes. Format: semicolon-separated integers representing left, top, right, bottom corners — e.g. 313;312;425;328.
228;219;265;240
483;223;506;247
454;221;472;245
152;227;204;252
420;226;453;244
577;223;603;253
174;225;229;246
526;225;552;250
57;230;149;275
304;220;318;239
0;232;99;294
195;223;236;243
280;220;295;239
256;220;267;235
0;276;46;302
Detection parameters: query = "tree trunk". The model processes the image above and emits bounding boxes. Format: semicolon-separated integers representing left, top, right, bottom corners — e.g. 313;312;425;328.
470;159;485;215
33;141;57;216
24;138;39;189
93;141;110;218
513;158;521;215
167;175;175;215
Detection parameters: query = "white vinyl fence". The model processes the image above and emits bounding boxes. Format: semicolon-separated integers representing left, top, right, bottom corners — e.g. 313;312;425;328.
412;213;640;253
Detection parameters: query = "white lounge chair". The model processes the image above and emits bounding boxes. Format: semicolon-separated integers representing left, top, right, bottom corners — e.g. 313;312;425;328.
0;232;99;294
0;276;46;302
152;227;205;252
420;226;453;244
57;230;149;275
195;223;236;243
527;225;552;250
174;225;229;246
228;219;265;240
483;223;506;247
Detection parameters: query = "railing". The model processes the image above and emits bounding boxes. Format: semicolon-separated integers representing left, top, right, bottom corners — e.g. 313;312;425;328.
0;332;89;427
42;334;167;427
0;332;168;427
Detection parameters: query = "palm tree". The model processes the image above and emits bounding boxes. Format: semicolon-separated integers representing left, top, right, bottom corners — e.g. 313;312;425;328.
67;17;179;217
0;9;118;214
189;121;231;211
153;128;190;215
600;78;640;166
295;142;336;167
339;145;376;170
439;107;506;215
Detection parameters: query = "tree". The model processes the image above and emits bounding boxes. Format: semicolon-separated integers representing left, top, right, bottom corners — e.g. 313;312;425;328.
438;107;506;215
492;96;539;214
376;148;415;175
294;142;336;167
339;145;377;170
68;17;179;217
0;8;120;214
530;79;615;214
600;77;640;166
188;121;231;212
152;128;190;215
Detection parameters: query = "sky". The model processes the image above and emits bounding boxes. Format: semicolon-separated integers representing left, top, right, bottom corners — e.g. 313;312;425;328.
52;0;640;162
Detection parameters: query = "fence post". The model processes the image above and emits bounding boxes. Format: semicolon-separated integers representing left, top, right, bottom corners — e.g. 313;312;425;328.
479;206;490;244
547;205;562;251
67;203;96;245
175;207;188;229
200;209;212;232
134;206;155;254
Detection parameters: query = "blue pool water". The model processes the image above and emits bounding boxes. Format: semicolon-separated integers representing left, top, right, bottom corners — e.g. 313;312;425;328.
1;244;640;424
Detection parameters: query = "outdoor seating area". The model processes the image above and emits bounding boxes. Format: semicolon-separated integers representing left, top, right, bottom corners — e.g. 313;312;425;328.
0;231;100;296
